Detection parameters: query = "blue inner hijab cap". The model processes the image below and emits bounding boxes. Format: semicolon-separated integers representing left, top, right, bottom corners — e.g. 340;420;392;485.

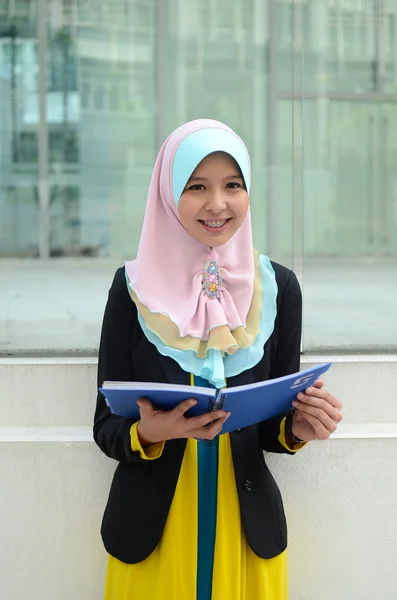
172;127;251;206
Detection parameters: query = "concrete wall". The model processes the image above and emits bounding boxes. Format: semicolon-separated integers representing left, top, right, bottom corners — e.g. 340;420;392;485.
1;356;397;600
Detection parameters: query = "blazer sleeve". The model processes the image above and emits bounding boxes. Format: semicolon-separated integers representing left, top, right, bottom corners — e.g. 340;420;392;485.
93;267;147;464
258;269;303;454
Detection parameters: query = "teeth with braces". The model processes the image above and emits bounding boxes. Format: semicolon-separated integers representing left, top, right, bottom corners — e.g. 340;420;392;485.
203;220;226;228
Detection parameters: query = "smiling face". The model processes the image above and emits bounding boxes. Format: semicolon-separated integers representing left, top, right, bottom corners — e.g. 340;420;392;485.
177;152;249;247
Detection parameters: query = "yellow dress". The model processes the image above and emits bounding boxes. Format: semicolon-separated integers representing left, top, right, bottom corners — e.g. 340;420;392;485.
104;418;303;600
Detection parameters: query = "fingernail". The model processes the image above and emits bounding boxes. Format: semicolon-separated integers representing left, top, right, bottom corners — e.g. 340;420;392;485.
306;387;312;394
292;400;299;407
190;400;197;406
297;392;304;399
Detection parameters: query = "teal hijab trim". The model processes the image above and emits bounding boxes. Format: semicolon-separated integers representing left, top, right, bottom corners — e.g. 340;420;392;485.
172;127;251;205
133;255;278;388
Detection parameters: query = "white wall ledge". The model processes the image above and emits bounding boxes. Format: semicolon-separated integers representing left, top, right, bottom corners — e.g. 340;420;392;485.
1;354;397;365
0;357;99;365
301;354;397;363
1;423;397;442
2;356;397;428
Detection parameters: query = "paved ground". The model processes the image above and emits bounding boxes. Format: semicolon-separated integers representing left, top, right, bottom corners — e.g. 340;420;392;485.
1;257;396;355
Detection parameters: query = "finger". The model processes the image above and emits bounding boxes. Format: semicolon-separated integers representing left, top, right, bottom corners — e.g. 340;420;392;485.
188;410;229;429
195;423;224;440
173;398;198;417
137;397;155;414
312;378;324;389
192;415;229;440
296;392;342;423
303;386;342;410
298;411;333;440
292;400;338;433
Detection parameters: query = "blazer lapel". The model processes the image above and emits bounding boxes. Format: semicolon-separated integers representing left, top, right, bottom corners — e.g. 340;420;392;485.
227;368;255;388
157;352;191;386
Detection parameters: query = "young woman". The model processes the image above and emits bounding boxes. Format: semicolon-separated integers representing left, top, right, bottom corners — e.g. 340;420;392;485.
94;119;342;600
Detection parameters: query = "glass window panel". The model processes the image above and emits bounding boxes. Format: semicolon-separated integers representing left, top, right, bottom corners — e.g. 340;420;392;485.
3;0;395;355
1;0;294;354
0;9;39;258
299;0;378;94
300;0;397;352
1;0;158;353
160;0;293;264
44;0;157;260
383;0;397;93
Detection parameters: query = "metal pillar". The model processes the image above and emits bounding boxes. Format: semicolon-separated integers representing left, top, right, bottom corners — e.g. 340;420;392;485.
155;0;167;147
291;0;304;348
266;0;278;256
37;0;50;259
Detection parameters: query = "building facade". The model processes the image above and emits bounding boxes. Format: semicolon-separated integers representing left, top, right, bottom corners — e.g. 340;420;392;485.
0;0;396;259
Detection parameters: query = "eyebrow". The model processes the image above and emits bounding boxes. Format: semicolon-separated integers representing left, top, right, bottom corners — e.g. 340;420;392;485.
188;174;244;182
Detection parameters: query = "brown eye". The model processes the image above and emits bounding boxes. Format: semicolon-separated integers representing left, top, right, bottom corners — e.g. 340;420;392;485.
226;182;242;189
187;184;205;191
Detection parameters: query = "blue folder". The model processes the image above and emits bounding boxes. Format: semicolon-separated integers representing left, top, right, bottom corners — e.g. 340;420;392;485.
99;362;331;435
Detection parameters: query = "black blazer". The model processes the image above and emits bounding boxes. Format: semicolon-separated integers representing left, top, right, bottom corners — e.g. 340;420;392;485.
94;261;302;565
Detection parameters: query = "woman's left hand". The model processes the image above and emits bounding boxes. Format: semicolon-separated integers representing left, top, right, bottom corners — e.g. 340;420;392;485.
291;379;343;441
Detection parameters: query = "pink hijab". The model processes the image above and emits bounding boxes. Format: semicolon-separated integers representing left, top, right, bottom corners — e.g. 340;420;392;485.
125;119;255;346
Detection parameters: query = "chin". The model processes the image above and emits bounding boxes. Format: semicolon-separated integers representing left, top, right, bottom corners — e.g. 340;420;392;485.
189;224;238;247
202;233;232;247
206;238;228;247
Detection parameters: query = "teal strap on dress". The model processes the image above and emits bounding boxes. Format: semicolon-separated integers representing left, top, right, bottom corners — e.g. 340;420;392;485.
195;375;219;600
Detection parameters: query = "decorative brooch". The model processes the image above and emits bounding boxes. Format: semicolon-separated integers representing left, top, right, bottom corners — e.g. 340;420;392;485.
202;259;222;300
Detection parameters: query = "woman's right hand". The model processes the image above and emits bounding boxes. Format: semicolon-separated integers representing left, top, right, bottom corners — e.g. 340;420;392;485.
136;397;230;447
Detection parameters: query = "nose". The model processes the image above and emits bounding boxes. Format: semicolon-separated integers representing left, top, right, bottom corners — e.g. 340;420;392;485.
205;190;227;213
